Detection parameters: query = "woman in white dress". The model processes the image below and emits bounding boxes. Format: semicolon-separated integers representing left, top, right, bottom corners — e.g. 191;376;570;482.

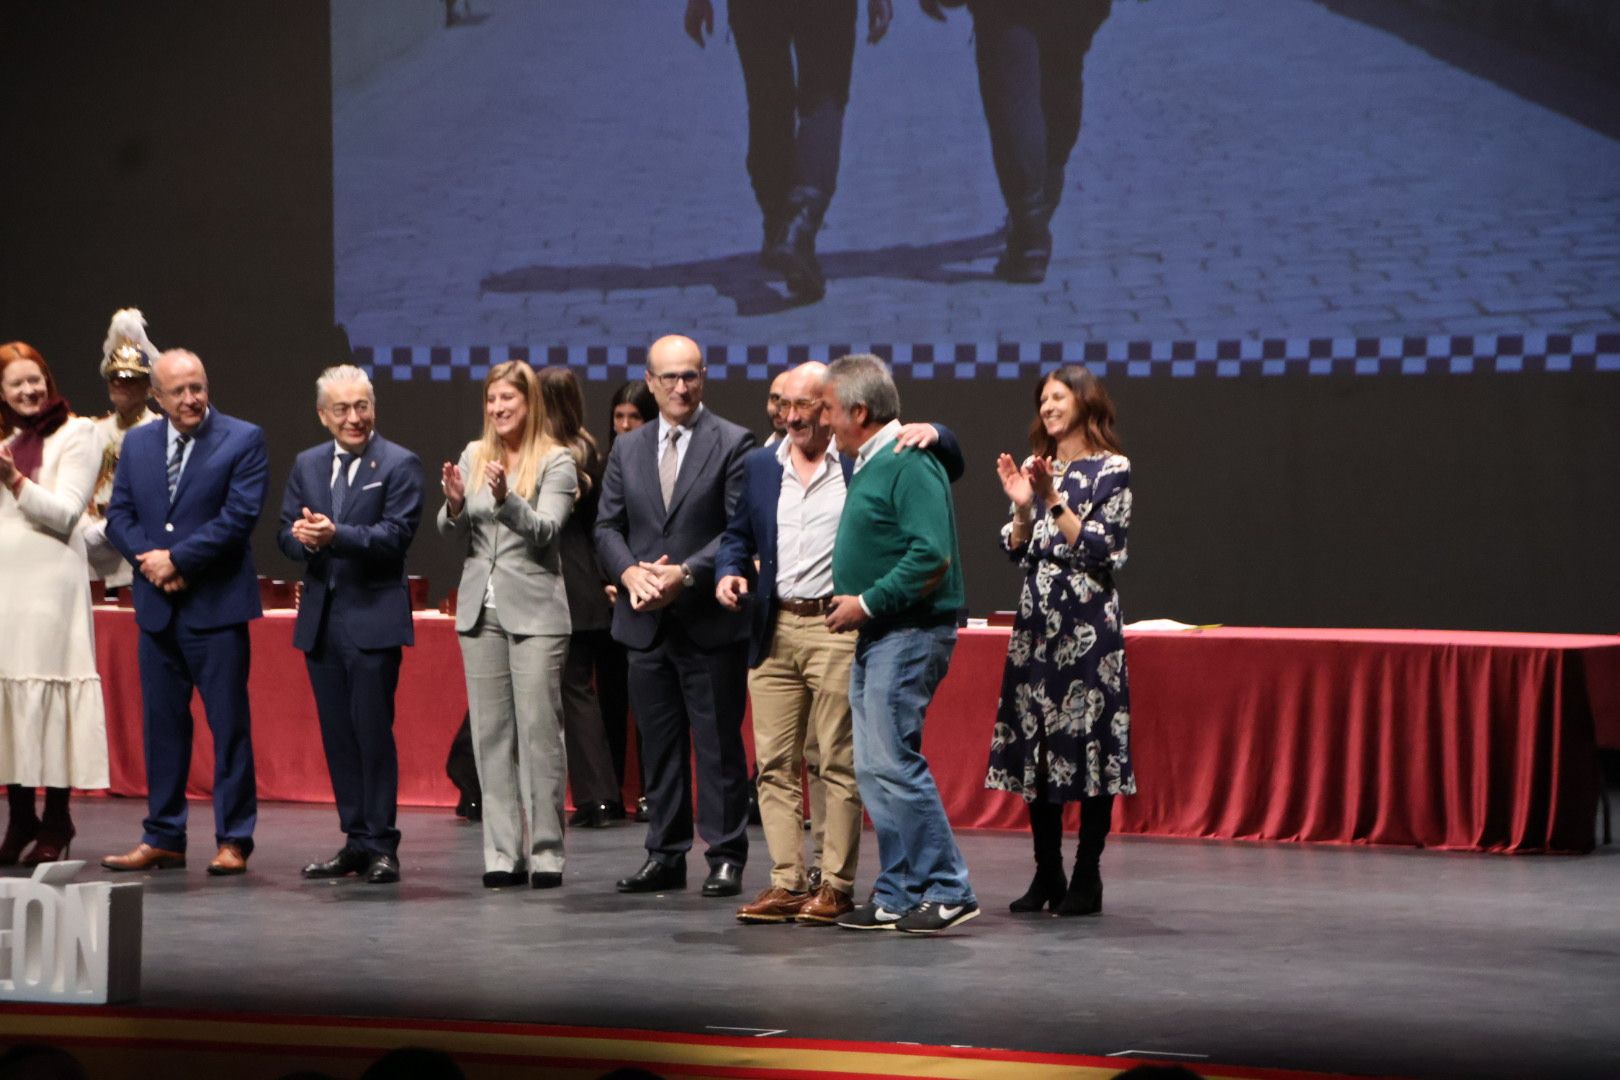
0;342;110;865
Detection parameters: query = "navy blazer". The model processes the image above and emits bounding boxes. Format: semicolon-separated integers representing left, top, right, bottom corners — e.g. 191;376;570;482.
275;434;425;653
715;425;965;667
105;409;268;634
594;406;756;651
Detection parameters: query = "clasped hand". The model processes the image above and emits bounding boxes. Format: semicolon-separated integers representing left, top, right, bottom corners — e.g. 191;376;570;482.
136;549;187;594
290;507;336;550
623;555;685;612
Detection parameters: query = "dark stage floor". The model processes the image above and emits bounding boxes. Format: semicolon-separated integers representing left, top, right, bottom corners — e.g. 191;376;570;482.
15;798;1620;1079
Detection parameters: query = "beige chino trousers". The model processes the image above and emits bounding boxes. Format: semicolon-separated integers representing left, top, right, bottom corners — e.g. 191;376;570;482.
748;610;861;894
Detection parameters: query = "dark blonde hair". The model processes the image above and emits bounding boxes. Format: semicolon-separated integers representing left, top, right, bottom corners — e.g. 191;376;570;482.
1027;365;1123;458
471;360;554;499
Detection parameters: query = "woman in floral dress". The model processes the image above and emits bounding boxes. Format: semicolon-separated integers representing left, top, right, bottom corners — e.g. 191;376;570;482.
988;365;1134;916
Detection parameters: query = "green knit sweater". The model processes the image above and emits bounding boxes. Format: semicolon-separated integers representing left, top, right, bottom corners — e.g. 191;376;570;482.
832;441;964;629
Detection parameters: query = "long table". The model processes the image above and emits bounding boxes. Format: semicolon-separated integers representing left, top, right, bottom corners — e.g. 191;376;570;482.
93;611;1618;853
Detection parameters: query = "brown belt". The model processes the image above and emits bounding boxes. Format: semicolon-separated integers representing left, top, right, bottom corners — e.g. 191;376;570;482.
778;596;833;616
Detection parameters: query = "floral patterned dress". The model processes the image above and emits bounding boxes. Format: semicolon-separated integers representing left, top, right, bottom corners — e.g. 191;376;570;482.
986;453;1136;803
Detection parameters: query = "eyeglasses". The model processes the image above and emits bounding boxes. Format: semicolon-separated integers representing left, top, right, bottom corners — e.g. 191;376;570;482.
322;400;373;419
650;370;703;388
780;397;823;413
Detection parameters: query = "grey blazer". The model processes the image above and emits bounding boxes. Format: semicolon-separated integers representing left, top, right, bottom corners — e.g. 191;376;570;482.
437;443;577;636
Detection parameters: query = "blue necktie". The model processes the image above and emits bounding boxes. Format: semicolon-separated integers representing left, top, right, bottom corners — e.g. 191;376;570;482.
332;452;356;520
167;433;190;502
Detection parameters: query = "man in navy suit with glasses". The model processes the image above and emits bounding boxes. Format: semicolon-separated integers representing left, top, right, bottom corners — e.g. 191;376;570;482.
277;365;424;886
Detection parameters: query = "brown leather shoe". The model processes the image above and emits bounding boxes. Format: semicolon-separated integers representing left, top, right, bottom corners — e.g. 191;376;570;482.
206;843;249;876
102;842;186;872
796;884;855;924
735;886;809;924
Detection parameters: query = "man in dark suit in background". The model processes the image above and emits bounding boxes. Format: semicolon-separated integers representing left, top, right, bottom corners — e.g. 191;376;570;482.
277;365;423;885
102;349;268;876
595;334;757;898
685;0;893;302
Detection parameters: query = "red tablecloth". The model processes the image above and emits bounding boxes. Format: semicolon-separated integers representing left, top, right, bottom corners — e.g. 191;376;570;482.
95;612;1617;853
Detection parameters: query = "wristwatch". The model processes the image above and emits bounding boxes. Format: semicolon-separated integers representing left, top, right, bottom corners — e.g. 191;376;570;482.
680;563;695;589
1048;500;1068;520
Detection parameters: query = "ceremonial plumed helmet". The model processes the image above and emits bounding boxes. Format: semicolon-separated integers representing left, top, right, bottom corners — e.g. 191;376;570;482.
100;307;158;381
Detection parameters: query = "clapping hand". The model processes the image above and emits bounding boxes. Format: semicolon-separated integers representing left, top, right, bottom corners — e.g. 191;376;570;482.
0;445;19;493
1025;456;1057;503
291;507;336;550
484;461;508;504
996;453;1034;511
440;461;466;514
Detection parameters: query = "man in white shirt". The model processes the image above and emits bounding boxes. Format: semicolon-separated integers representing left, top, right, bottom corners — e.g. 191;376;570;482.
715;362;963;924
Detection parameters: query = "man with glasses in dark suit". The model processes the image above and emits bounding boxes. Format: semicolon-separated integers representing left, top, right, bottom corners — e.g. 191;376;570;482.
596;335;757;898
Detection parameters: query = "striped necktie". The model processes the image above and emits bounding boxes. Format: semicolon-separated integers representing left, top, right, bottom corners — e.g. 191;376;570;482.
167;433;190;502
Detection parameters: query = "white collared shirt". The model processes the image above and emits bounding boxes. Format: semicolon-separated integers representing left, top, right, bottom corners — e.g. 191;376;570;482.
774;439;845;601
656;404;705;476
327;432;376;486
164;409;207;488
852;419;902;475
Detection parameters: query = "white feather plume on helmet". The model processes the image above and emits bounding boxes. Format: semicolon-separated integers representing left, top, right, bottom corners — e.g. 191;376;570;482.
100;307;159;380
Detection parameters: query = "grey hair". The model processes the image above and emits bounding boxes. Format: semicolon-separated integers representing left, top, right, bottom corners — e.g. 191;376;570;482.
825;353;899;424
315;364;375;408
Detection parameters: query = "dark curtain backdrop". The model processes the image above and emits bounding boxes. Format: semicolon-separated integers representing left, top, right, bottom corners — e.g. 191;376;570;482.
3;2;1616;632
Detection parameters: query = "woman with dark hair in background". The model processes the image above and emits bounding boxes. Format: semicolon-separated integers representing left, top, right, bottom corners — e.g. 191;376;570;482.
0;343;109;865
537;366;624;827
608;379;655;448
988;364;1134;916
601;379;655;819
439;360;577;887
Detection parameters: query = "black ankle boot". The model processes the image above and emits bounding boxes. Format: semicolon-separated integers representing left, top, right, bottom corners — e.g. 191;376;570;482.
1010;799;1065;913
1057;794;1113;916
1;785;41;867
994;204;1052;284
776;189;828;301
1056;857;1102;916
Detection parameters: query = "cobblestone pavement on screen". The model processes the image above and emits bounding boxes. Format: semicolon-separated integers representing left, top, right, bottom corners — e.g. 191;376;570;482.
333;0;1620;352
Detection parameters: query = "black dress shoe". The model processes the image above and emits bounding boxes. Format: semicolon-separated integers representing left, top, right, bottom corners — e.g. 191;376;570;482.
365;854;401;885
302;848;369;879
701;862;743;898
482;870;526;888
569;801;612;829
530;871;562;889
616;858;686;893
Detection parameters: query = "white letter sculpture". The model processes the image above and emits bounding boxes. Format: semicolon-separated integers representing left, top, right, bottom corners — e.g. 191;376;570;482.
0;861;141;1004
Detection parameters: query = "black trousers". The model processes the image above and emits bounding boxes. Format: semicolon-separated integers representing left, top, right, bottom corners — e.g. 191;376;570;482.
305;603;402;857
968;0;1112;222
627;623;750;869
728;0;858;221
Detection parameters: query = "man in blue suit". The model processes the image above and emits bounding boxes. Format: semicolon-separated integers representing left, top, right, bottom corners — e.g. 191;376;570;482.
102;349;268;876
596;334;757;898
716;361;964;925
277;365;423;885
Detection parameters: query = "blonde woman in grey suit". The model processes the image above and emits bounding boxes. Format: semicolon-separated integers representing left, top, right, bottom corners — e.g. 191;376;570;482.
439;360;578;889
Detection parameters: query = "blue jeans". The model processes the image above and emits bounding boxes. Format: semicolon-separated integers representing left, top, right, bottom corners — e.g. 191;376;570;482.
849;623;974;910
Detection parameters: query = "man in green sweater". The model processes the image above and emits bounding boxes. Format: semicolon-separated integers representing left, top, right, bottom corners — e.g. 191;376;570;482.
821;354;978;934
